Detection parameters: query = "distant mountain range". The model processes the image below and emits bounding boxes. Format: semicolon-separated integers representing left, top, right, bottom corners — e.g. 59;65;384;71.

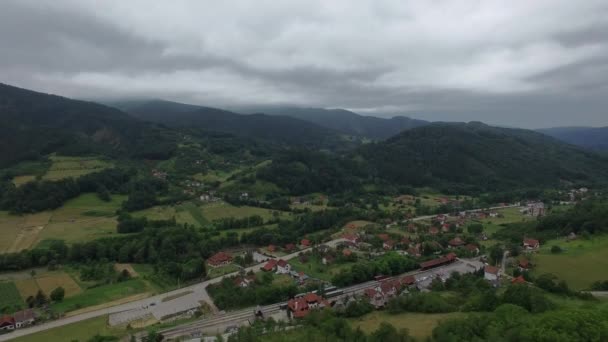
116;100;347;148
237;106;429;139
537;127;608;151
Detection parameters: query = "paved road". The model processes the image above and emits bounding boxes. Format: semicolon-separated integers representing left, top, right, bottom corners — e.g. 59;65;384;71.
0;203;514;340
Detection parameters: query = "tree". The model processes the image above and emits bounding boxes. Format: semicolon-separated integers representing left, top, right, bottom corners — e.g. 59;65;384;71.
50;286;65;302
35;290;48;307
550;245;562;254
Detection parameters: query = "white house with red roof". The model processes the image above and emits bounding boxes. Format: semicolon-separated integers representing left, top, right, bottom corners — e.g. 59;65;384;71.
276;259;291;274
207;252;233;268
523;238;540;250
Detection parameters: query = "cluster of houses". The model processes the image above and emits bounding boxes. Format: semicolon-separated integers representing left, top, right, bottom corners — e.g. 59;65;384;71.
520;202;546;217
0;309;36;332
287;293;330;318
262;259;309;285
363;275;417;308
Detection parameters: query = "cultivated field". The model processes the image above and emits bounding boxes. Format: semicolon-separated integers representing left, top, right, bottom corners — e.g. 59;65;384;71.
14;271;82;299
349;312;464;340
11;175;37;186
0;194;125;253
42;155;113;181
532;236;608;290
0;282;25;310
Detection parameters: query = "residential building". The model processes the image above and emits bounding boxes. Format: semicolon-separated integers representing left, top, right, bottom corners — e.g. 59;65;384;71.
13;309;35;329
523;239;540;250
207;252;233;267
484;265;500;282
262;259;278;272
0;316;15;331
276;259;291;274
448;237;465;248
287;293;329;318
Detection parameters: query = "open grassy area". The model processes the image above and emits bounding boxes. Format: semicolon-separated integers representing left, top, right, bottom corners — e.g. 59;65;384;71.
12;175;37;186
201;201;284;221
532;235;608;290
0;194;126;253
349;311;464;340
0;282;25;310
51;278;149;314
207;264;240;279
12;316;126;342
42;155;113;181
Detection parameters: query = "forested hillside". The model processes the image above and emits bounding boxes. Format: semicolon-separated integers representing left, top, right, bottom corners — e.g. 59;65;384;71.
0;84;176;167
359;122;608;192
257;122;608;195
120;100;348;148
241;106;429;139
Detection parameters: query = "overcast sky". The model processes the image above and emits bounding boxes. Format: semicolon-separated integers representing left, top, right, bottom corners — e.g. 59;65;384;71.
2;0;608;128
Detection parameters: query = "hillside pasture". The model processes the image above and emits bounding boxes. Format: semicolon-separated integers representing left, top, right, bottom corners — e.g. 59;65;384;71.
0;282;25;311
12;175;37;186
42;155;113;181
532;235;608;290
201;201;285;221
349;312;464;340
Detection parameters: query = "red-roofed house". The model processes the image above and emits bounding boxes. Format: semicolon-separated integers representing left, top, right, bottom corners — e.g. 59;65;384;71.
276;259;291;274
262;259;278;272
267;245;276;253
465;244;480;255
407;246;421;257
342;233;360;244
441;223;451;233
448;237;465;247
234;275;256;288
484;265;500;282
13;309;36;329
287;293;328;318
518;259;530;271
364;288;387;309
400;237;411;247
284;243;296;252
429;227;439;235
301;239;311;247
207;252;233;267
383;240;395;250
0;315;15;331
523;239;540;250
342;249;353;257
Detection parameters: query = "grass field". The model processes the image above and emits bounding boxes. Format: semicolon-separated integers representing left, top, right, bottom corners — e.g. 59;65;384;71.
532;235;608;290
52;278;149;314
349;312;464;340
201;201;284;221
0;194;126;253
12;316;125;342
0;282;25;310
14;271;82;299
12;175;37;186
42;155;113;181
207;264;240;279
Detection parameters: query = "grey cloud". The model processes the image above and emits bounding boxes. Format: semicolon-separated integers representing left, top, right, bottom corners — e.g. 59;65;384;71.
1;0;608;128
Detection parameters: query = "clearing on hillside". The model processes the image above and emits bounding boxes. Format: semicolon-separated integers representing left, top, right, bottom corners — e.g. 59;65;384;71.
349;312;464;341
42;155;113;181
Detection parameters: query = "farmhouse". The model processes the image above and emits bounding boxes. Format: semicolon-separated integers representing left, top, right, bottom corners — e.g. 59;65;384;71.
429;227;440;235
0;315;15;331
284;243;296;252
300;239;311;247
484;265;500;283
512;275;526;284
207;252;233;267
523;239;540;250
267;245;276;253
234;275;255;288
13;309;36;328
